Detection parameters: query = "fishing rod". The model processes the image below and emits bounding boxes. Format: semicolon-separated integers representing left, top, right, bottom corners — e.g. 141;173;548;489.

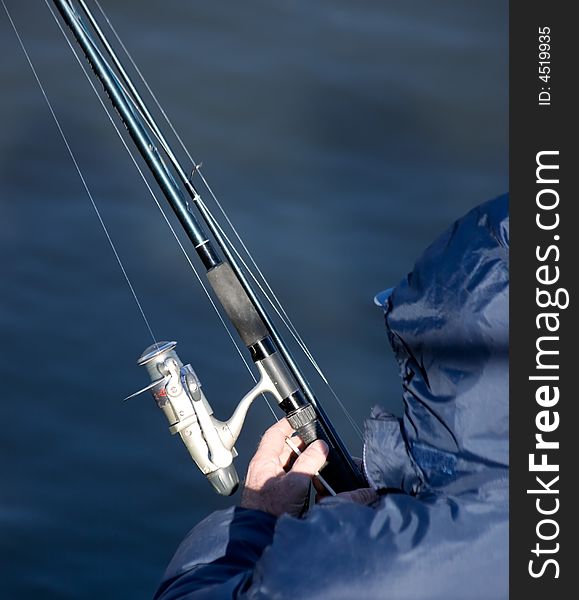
50;0;365;496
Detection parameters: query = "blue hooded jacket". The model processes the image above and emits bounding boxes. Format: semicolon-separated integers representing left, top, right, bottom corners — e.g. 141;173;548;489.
155;194;509;600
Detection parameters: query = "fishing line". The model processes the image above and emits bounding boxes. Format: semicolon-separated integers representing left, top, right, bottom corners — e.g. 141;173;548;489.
41;0;278;420
3;0;276;421
16;0;366;492
91;0;363;440
1;0;157;345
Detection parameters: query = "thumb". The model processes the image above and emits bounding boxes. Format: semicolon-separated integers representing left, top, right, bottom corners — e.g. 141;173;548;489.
290;440;329;478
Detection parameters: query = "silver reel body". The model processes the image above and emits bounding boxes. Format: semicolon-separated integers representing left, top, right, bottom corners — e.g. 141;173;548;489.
134;341;281;496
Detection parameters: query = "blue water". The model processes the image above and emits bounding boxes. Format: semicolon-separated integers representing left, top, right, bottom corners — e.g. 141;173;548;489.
0;1;507;597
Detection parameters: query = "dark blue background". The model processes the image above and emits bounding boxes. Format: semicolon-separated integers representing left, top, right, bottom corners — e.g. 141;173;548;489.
0;1;507;597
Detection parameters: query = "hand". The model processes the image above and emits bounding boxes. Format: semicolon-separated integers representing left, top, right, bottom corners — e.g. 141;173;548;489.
240;418;327;517
240;419;378;517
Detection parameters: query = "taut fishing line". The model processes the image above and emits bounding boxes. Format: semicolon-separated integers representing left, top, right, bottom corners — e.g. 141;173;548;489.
4;0;367;496
1;0;157;345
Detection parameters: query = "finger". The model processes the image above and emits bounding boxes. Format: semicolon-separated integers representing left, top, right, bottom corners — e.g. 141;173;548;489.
336;487;379;505
290;440;329;478
250;419;296;470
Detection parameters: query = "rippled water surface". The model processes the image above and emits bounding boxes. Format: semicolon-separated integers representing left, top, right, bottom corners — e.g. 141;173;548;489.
1;1;507;597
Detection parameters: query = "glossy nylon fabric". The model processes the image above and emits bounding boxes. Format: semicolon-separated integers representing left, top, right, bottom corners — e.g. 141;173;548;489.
155;195;509;600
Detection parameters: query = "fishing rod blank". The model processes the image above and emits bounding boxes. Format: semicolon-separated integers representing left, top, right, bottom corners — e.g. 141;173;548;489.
51;0;365;494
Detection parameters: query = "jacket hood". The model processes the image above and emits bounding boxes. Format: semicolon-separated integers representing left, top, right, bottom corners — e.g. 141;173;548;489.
366;195;509;495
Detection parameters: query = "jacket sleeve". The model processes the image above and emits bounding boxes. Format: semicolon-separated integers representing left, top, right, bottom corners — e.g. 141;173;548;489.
154;491;508;600
154;506;277;600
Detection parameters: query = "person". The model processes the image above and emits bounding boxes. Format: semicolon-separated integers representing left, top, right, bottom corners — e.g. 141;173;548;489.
154;194;509;600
